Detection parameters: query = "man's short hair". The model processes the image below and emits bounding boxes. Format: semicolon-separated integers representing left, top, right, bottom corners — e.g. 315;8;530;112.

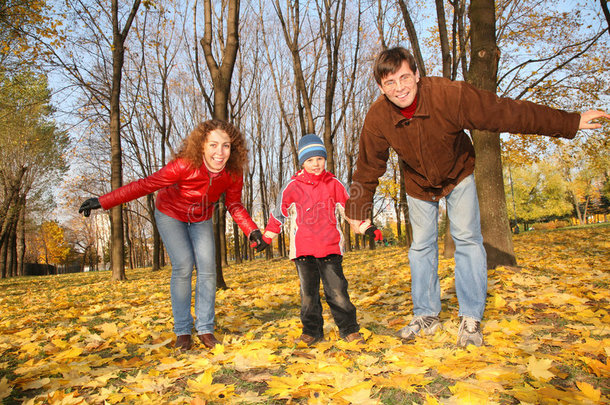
373;47;418;84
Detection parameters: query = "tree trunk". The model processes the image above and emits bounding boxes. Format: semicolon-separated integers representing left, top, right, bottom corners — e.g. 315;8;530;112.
435;0;451;78
443;214;455;258
109;11;126;281
147;194;161;271
233;222;242;264
467;0;517;268
601;0;610;36
399;164;412;247
571;192;584;224
18;203;25;276
108;0;141;281
397;0;427;76
201;0;241;288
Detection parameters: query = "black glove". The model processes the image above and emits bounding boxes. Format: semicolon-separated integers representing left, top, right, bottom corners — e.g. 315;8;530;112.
79;198;101;217
249;230;269;252
365;225;383;242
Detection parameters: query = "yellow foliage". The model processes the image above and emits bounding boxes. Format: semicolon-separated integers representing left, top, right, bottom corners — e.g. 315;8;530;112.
0;226;608;403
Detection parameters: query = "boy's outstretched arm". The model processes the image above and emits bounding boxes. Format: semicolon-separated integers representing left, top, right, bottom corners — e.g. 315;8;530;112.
579;110;610;129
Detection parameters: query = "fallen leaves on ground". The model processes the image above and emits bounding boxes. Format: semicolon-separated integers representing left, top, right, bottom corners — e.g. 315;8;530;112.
0;225;608;404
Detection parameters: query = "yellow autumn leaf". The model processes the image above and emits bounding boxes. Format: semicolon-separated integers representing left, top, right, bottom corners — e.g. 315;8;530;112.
265;375;306;399
475;365;523;384
53;346;83;360
423;393;440;404
231;347;281;371
20;377;51;390
493;294;506;308
98;323;119;339
372;374;430;393
141;337;172;351
576;381;601;401
0;377;12;400
448;381;490;404
527;356;555;381
333;380;377;404
581;356;610;377
186;369;233;399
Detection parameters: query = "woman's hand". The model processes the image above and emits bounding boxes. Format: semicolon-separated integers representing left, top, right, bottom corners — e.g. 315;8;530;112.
249;230;269;252
79;198;101;217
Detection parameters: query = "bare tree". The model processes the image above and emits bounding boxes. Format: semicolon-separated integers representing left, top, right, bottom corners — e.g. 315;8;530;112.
105;0;143;280
193;0;241;288
599;0;610;36
467;0;517;268
397;0;427;76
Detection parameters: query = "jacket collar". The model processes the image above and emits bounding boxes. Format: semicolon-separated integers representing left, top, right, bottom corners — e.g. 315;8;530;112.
294;169;330;184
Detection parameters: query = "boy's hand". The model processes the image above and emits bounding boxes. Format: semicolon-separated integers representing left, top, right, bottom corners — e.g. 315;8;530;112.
365;225;383;242
249;230;269;252
345;217;371;234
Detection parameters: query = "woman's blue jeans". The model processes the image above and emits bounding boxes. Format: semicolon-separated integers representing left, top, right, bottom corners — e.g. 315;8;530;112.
407;175;487;321
155;210;216;336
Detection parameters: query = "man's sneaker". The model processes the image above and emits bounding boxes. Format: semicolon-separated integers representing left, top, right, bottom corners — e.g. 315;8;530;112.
396;315;441;340
456;316;484;347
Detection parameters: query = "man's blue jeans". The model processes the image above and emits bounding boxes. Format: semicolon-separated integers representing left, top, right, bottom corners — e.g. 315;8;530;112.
155;210;216;335
407;175;487;321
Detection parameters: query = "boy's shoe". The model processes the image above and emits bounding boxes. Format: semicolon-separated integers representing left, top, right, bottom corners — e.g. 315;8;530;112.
297;334;323;346
456;316;484;347
396;315;441;340
343;332;365;344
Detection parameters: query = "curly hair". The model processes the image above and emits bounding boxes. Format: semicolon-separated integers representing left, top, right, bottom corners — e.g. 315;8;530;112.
174;119;249;174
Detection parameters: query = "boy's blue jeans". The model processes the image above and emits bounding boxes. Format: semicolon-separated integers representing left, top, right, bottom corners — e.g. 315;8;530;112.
407;174;488;321
155;210;216;336
294;254;359;338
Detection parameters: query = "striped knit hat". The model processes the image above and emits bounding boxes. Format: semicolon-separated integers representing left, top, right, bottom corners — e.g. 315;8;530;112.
298;134;327;166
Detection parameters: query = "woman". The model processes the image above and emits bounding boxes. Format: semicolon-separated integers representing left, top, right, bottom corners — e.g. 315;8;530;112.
79;120;268;351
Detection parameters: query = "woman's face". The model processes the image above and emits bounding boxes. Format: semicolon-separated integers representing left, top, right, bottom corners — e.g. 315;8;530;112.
203;129;231;172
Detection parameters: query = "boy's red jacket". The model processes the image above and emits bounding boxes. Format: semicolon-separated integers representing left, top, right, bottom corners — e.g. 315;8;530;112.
98;158;258;235
263;169;349;259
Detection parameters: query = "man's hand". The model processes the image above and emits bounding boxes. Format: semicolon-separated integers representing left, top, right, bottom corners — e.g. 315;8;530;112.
579;110;610;130
78;198;101;217
249;230;269;252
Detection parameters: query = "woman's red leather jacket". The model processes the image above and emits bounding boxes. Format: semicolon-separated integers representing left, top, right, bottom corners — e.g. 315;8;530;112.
98;158;258;235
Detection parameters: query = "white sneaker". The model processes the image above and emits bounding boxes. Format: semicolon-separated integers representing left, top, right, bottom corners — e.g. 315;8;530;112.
396;315;441;340
456;316;484;347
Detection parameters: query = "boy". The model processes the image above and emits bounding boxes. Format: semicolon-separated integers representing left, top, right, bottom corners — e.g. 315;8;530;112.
262;134;382;346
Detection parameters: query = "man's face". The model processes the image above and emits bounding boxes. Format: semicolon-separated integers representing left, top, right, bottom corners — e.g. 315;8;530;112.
378;61;419;109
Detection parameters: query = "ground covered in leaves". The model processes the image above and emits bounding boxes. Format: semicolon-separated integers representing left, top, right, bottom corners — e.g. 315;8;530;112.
0;225;608;404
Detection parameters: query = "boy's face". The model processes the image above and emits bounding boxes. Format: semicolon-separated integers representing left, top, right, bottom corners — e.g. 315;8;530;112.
302;156;326;175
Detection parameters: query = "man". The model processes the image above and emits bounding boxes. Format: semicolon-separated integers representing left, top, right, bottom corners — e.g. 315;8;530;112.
345;46;609;347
